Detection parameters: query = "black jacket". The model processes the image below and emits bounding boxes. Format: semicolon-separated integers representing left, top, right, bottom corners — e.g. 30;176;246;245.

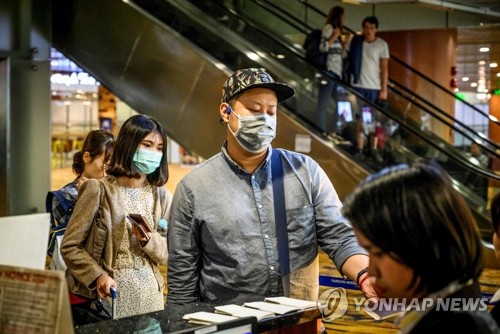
410;282;500;334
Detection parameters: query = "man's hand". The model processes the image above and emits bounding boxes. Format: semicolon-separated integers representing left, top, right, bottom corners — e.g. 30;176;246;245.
379;89;388;101
359;274;379;300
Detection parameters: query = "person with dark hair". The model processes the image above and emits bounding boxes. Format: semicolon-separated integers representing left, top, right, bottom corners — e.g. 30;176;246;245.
61;114;170;320
342;160;499;333
167;68;377;307
316;6;351;136
490;192;500;326
46;129;115;271
347;16;389;104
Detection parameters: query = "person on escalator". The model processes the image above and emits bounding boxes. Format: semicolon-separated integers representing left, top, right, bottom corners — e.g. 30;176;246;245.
315;6;352;138
467;142;490;168
342;159;500;333
346;16;389;106
167;68;378;307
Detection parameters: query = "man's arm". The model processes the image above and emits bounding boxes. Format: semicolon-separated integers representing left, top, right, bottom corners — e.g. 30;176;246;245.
167;181;201;305
379;57;389;100
311;161;378;298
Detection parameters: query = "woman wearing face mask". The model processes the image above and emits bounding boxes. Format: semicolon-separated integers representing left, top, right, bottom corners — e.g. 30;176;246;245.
61;114;170;320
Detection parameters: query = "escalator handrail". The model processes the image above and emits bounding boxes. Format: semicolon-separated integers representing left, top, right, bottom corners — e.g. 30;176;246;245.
357;87;500;182
389;83;499;164
390;80;500;153
389;56;499;125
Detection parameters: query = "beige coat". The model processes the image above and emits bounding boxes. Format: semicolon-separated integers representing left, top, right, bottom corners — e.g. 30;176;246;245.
61;176;169;295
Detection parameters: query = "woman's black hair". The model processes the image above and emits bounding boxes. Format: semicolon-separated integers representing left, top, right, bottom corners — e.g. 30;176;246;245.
107;114;169;187
342;159;483;295
72;130;114;176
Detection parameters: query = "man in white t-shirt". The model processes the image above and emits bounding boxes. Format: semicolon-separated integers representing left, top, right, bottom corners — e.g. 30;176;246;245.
351;16;389;103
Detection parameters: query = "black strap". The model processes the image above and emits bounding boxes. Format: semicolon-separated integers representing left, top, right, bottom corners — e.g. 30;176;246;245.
271;149;290;295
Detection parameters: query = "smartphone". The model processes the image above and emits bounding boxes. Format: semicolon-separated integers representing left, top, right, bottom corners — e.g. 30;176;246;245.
127;214;152;242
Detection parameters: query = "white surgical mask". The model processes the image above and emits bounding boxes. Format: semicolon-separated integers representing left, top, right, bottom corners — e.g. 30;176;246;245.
229;111;276;153
133;148;163;174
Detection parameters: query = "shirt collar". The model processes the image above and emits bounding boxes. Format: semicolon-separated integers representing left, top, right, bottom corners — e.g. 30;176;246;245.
220;141;273;175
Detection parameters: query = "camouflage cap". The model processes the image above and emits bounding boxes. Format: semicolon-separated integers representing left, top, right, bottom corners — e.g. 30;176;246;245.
221;68;295;103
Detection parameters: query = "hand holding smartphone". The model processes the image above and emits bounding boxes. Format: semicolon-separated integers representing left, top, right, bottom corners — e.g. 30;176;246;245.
127;214;152;244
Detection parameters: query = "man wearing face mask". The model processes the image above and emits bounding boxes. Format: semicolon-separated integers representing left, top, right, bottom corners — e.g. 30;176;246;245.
167;68;377;306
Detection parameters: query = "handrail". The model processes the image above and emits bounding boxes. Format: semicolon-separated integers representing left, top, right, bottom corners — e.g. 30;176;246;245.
390;56;500;125
355;87;500;181
390;82;497;158
390;80;500;153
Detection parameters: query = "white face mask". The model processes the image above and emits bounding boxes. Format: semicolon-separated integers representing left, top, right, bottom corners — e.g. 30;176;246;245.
229;111;276;153
133;148;163;174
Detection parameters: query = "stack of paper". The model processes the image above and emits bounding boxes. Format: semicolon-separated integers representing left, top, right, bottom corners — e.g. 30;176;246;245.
182;297;319;325
182;311;238;325
243;301;301;315
264;297;318;309
214;304;275;321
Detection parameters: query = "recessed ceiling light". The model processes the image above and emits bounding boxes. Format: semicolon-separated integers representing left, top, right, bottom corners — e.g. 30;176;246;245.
479;47;490;52
490;62;498;68
246;52;259;61
462;77;469;81
471;83;478;87
479;61;486;65
497;73;500;77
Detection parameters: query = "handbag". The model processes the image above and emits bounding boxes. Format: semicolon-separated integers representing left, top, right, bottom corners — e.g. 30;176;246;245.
66;180;107;300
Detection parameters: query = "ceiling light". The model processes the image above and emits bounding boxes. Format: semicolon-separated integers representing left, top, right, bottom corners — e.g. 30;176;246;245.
471;83;478;87
341;0;363;4
497;73;500;77
246;52;259;61
462;77;469;81
476;93;487;100
479;61;486;65
479;47;490;52
490;62;498;68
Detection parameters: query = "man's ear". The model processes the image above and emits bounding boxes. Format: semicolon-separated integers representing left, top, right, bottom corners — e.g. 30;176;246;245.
220;103;231;124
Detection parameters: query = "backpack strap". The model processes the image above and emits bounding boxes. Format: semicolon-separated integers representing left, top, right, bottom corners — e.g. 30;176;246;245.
271;149;291;296
46;189;75;257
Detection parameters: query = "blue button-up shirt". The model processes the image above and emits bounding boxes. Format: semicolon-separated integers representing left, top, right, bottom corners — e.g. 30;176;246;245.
167;145;365;304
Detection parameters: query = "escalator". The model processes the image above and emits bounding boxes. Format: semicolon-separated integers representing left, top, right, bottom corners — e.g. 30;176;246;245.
52;0;499;267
